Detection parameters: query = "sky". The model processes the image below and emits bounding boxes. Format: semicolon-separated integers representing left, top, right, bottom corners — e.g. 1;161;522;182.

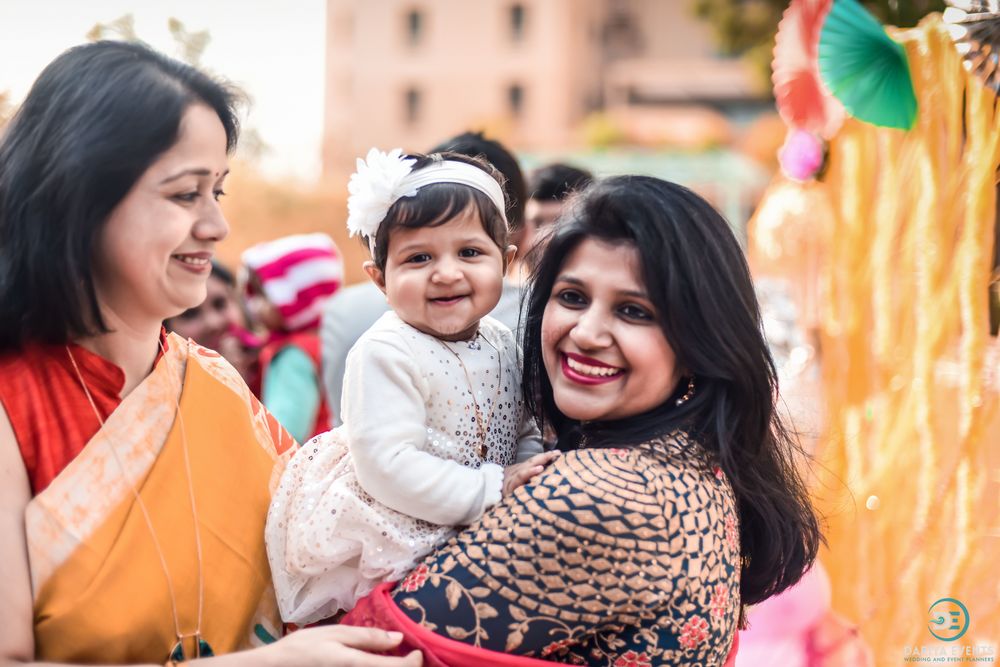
0;0;327;182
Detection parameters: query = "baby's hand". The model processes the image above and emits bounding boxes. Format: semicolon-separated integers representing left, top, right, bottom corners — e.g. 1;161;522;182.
502;451;560;496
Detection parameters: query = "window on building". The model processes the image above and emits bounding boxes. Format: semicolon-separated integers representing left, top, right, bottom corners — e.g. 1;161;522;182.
602;5;643;58
406;8;423;46
508;84;524;118
405;87;422;124
510;4;526;42
333;9;353;45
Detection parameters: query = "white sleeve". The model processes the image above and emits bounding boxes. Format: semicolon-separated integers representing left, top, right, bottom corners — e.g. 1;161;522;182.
343;334;504;526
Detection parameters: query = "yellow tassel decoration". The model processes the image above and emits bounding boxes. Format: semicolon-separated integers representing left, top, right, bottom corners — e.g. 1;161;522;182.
808;15;1000;662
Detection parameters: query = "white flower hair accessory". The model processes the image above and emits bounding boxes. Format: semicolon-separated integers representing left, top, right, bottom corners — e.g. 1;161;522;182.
346;148;417;243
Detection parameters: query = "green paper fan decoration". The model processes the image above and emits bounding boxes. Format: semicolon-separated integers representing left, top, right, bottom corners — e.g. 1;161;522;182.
818;0;918;130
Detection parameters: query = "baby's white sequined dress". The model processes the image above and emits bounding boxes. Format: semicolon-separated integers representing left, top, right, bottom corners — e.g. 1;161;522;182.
266;311;543;624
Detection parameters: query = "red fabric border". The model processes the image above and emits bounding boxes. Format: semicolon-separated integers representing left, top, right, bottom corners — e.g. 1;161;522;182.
342;583;740;666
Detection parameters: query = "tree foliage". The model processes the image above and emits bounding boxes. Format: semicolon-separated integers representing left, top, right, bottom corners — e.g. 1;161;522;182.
86;13;138;43
167;17;210;68
87;14;210;67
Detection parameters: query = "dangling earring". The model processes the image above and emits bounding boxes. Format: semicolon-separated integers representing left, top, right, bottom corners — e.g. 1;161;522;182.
675;376;696;406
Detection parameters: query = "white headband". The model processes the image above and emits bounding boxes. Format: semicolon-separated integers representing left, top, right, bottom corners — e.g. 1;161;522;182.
346;148;508;253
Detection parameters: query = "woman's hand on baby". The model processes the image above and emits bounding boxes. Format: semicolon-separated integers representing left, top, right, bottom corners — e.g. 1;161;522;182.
255;625;422;666
502;451;560;496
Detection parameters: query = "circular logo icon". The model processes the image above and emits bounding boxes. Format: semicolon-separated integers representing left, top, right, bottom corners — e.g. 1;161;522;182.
927;598;970;642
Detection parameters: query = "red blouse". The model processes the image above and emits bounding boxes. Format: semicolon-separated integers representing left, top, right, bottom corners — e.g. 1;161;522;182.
0;336;166;495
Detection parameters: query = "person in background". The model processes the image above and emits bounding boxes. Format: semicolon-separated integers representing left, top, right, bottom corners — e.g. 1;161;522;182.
242;232;343;442
519;162;593;276
321;132;528;427
165;258;264;394
217;324;266;398
164;260;242;351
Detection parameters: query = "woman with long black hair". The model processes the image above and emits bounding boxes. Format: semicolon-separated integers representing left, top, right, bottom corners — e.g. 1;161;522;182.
0;40;418;667
342;175;821;666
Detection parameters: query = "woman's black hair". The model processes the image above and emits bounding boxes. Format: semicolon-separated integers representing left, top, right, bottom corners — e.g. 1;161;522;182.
521;175;821;606
0;40;242;351
365;152;509;272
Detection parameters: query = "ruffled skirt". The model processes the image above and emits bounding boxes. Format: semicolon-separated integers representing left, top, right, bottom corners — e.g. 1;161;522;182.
266;429;453;624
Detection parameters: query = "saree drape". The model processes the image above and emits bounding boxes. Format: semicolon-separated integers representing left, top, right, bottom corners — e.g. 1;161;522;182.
27;335;295;663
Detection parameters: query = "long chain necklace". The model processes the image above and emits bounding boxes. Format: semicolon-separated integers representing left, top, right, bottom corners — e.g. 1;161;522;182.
437;330;503;459
66;339;212;662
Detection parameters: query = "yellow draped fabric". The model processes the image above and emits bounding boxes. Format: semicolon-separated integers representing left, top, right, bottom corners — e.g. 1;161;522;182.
27;334;295;663
792;15;1000;661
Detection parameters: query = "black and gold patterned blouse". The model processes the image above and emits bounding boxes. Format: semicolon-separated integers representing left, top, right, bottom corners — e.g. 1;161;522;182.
392;434;741;665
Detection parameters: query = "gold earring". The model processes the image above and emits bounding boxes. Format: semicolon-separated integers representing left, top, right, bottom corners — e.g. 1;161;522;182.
675;376;696;406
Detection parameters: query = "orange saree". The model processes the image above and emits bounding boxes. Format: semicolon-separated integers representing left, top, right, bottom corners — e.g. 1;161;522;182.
26;334;296;663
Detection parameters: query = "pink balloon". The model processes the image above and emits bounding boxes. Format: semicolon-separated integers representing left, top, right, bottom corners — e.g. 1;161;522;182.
779;129;826;181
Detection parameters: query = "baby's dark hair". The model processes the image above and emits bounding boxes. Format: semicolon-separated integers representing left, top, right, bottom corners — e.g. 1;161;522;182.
363;152;510;272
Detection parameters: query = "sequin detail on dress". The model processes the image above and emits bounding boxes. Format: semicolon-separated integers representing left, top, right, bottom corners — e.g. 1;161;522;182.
266;312;543;623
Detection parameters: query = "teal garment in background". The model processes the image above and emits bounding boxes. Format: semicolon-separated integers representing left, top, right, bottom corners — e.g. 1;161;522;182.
263;345;320;443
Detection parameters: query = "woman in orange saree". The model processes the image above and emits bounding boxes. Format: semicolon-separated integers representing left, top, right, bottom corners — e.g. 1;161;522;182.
0;40;417;667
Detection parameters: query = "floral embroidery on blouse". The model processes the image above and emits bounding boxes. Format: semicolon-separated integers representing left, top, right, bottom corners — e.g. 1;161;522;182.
679;616;710;650
613;650;653;667
392;434;741;665
724;514;739;554
541;637;576;657
710;584;730;620
399;563;430;593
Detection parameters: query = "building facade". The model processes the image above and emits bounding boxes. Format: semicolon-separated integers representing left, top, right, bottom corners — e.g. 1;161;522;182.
322;0;766;178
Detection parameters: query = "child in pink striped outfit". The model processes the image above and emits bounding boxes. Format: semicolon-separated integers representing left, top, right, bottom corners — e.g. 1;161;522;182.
241;232;343;441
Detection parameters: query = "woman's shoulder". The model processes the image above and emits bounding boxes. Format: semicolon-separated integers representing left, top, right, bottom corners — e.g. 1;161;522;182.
561;433;720;484
0;341;108;419
0;341;54;378
534;436;733;534
0;351;30;398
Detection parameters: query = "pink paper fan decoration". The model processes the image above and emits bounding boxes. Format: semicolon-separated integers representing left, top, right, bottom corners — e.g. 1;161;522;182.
772;0;846;139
